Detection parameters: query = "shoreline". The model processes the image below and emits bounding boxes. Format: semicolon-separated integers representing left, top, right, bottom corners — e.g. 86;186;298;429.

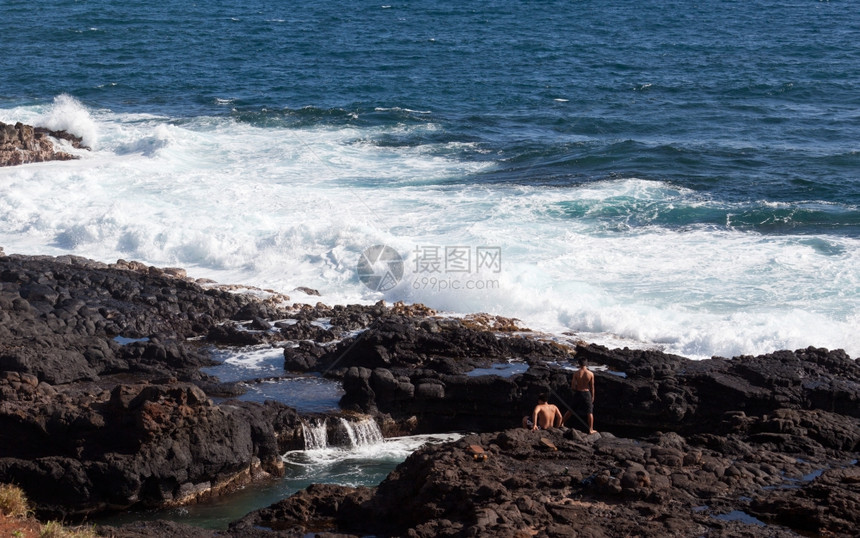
0;250;857;537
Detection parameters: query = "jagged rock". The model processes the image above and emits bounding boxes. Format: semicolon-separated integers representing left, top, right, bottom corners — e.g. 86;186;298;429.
0;121;87;166
0;376;301;518
0;254;307;518
0;254;253;383
230;483;373;536
276;311;860;440
1;251;857;538
238;428;850;537
284;314;571;377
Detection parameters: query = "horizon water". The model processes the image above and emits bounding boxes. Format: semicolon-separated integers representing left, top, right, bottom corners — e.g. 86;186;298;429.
1;0;859;362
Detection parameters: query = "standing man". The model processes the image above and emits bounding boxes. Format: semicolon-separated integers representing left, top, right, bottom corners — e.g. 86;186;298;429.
565;357;596;434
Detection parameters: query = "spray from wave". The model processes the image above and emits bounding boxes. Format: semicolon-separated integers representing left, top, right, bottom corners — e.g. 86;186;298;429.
0;97;857;360
35;94;100;148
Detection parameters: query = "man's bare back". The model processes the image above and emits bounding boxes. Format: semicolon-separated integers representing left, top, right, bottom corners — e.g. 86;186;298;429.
523;393;563;430
532;402;562;430
572;367;594;393
568;358;596;434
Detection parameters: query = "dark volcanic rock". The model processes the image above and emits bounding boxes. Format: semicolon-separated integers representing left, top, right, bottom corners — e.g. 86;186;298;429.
0;253;309;518
96;519;306;537
230;483;373;535
284;311;860;441
250;327;858;537
0;254;254;383
0;372;301;517
0;121;88;166
2;251;858;537
237;427;859;537
749;463;860;536
284;314;574;432
574;343;860;438
293;314;569;375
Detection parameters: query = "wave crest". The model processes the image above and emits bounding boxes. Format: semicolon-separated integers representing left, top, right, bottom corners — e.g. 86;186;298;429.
38;94;99;149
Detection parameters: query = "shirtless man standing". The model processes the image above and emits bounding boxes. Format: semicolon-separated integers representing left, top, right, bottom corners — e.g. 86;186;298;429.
522;393;563;430
565;357;596;434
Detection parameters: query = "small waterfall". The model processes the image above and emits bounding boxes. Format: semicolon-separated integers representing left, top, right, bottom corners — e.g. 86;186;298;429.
339;417;384;448
301;419;329;450
300;416;383;450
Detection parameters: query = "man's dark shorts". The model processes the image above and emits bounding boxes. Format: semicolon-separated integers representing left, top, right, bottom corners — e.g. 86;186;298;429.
573;391;593;414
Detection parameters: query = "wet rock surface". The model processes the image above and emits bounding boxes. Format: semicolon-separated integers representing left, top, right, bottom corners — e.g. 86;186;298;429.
0;121;88;166
0;252;857;536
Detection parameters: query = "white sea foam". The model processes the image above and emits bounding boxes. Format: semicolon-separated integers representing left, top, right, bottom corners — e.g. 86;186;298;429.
1;99;857;360
285;432;462;466
210;345;285;373
37;94;100;148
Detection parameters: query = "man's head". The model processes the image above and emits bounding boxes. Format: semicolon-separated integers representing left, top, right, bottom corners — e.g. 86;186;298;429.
578;356;587;367
537;393;548;404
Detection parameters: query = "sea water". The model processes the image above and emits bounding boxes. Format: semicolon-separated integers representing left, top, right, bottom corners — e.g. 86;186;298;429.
1;0;858;361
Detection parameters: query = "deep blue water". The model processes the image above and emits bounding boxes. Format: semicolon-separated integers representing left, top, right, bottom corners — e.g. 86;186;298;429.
5;0;859;216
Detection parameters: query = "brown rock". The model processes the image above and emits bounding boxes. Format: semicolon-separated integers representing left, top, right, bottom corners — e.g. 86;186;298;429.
0;121;86;167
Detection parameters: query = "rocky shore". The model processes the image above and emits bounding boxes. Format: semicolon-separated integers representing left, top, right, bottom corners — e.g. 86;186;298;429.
0;121;88;166
0;250;857;537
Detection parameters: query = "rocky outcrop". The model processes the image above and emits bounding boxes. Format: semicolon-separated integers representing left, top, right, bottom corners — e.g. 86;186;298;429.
0;121;88;166
1;251;857;537
0;253;270;384
574;343;860;437
233;427;859;537
0;253;305;518
232;306;858;537
0;373;301;517
284;314;568;376
282;313;573;433
280;310;860;441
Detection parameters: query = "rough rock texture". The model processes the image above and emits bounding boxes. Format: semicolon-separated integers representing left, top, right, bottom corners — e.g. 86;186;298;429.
284;314;568;375
281;311;860;442
1;251;857;537
283;313;572;433
0;374;299;516
0;253;264;384
0;253;303;518
234;427;859;537
575;343;860;436
0;121;87;166
238;307;858;537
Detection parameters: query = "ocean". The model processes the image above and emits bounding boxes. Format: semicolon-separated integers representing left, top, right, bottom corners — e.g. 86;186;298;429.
1;0;858;360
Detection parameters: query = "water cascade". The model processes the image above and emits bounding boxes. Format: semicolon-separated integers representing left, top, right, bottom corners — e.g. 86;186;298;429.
301;419;329;450
300;416;383;450
339;417;384;447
